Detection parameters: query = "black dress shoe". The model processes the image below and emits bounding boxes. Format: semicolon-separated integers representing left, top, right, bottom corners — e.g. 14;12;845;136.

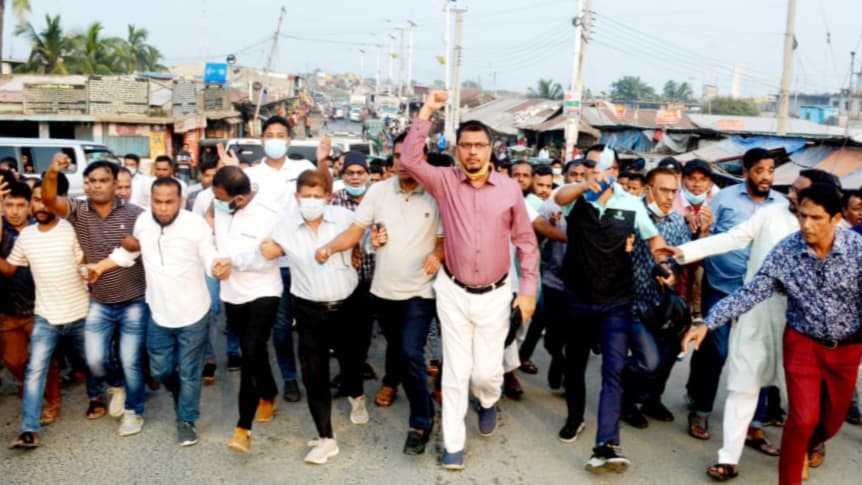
622;403;648;429
641;401;674;422
283;379;301;402
226;354;242;371
503;372;524;399
519;360;539;375
403;428;430;455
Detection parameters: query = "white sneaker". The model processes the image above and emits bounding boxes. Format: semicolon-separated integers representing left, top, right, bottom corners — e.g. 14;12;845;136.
118;410;143;437
304;437;339;464
107;386;126;418
348;395;369;425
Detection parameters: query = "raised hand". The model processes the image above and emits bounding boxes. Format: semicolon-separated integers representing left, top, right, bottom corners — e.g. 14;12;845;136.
49;152;71;172
419;90;448;120
217;143;240;167
316;136;332;167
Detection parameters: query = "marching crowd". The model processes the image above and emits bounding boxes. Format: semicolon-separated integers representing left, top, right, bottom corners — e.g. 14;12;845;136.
0;90;861;484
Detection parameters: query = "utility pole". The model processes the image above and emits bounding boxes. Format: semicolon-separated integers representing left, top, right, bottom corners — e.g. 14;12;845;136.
451;7;466;134
253;5;286;136
387;34;396;95
850;51;856;95
443;0;453;144
407;20;417;97
564;0;591;161
777;0;797;136
397;27;406;100
375;44;382;95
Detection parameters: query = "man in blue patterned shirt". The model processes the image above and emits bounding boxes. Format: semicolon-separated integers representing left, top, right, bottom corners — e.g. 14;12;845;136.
622;167;693;429
683;184;862;485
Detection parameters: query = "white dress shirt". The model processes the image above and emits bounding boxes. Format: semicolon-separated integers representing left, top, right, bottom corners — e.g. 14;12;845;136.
272;205;358;302
130;172;153;208
191;187;215;217
213;195;283;305
109;210;217;328
245;159;315;268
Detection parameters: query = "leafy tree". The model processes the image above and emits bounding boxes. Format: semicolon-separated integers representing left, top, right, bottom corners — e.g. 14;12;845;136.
527;78;564;100
662;80;693;102
116;25;164;72
67;22;121;74
706;96;760;116
15;14;71;74
610;76;658;103
0;0;30;59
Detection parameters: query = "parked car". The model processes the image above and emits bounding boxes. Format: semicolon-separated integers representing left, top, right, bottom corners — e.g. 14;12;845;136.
198;138;263;165
0;138;120;197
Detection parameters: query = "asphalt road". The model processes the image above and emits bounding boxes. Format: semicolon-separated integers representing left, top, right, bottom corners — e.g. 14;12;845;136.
0;316;860;484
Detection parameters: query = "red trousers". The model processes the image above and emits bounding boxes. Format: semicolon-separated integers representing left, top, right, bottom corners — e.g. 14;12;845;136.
0;314;62;410
779;327;862;485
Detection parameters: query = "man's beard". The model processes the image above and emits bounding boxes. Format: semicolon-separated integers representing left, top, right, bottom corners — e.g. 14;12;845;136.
746;177;770;197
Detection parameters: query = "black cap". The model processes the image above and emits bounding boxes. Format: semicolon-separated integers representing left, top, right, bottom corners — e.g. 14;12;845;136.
682;159;712;177
341;151;368;174
657;157;682;174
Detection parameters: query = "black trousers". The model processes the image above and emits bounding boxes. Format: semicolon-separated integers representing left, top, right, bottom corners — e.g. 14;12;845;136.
295;293;365;439
224;296;280;430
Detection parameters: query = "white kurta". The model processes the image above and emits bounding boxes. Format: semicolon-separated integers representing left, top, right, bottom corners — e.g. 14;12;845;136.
678;203;798;393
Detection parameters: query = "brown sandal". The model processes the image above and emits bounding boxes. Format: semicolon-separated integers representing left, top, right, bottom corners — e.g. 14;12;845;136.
688;412;710;440
706;463;738;481
745;428;780;456
86;399;107;420
375;385;397;407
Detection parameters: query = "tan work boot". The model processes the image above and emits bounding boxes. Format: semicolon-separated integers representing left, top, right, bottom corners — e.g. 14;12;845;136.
227;427;251;453
254;398;276;422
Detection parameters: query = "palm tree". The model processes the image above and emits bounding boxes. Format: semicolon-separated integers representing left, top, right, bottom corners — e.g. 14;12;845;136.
116;25;165;73
67;22;121;74
0;0;31;59
527;79;564;100
15;14;71;74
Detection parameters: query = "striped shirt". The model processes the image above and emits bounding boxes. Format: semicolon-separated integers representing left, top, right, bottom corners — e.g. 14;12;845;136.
66;198;146;304
6;219;90;325
331;189;375;282
272;205;358;302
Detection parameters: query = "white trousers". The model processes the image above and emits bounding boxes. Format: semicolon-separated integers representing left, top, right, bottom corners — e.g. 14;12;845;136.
717;389;759;465
435;271;511;453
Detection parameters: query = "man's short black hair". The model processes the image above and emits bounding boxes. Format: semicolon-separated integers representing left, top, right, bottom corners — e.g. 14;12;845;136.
584;144;619;164
798;183;843;217
152;176;182;198
456;120;491;144
550;159;563;167
262;115;290;134
117;166;132;177
564;158;585;173
6;182;31;202
198;156;218;174
154;155;174;169
83;161;119;179
511;160;532;174
124;153;140;164
646;167;678;185
533;164;553;177
742;148;775;170
843;190;862;209
627;171;647;185
427;152;454;167
0;156;17;170
212;166;251;197
799;168;841;189
369;165;384;176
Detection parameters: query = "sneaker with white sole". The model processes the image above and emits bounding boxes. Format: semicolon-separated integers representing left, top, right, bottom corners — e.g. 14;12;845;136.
304;437;339;464
177;421;198;447
585;442;631;474
107;386;126;418
348;395;369;425
118;411;144;437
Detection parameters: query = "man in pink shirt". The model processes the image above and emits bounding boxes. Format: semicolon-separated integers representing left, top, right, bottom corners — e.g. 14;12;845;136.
401;91;539;471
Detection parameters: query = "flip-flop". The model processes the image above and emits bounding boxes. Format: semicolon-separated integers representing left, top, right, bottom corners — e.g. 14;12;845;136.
86;400;107;420
745;437;780;456
688;413;710;440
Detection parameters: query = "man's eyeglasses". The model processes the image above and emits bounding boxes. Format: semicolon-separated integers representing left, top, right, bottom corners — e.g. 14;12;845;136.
457;142;491;150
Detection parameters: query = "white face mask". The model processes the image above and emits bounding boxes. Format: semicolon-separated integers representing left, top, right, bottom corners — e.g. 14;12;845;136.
298;197;326;221
648;200;669;219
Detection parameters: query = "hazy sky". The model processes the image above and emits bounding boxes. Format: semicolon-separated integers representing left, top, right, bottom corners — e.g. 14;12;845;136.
5;0;861;98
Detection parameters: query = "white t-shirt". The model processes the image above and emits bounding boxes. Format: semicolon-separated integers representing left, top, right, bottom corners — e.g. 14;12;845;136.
6;219;89;325
508;199;539;294
191;187;215;218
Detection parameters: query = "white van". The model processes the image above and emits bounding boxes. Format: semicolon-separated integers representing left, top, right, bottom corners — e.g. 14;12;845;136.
0;138;120;198
287;138;378;165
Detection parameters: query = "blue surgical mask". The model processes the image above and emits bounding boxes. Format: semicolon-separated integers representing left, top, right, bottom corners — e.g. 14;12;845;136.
264;139;288;160
344;184;368;197
683;188;707;206
214;198;237;214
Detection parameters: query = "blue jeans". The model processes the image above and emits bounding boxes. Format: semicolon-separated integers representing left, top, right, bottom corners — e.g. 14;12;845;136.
85;299;149;414
22;317;98;433
272;267;298;382
565;298;635;447
624;324;682;405
147;314;209;423
203;275;240;361
376;296;436;430
687;279;731;416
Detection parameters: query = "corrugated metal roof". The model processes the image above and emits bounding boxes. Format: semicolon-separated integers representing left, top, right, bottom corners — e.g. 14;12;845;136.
461;98;561;136
581;104;695;129
773;146;862;186
688;113;852;138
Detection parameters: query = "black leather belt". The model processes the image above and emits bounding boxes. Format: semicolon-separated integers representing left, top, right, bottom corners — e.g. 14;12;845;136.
810;334;862;349
443;266;507;295
295;297;347;312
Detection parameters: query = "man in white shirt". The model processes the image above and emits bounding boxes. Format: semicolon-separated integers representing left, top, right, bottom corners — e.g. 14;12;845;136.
123;153;153;209
0;182;94;449
259;169;366;465
316;131;444;455
661;169;839;481
210;166;283;454
88;177;231;448
153;156;189;200
220;116;317;403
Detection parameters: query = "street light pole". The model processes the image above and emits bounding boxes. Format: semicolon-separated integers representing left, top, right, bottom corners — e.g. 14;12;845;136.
407;20;417;96
777;0;797;136
564;0;591;161
443;0;453;143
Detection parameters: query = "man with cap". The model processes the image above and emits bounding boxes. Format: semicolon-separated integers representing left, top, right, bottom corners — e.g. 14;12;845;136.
330;151;379;400
683;148;787;444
